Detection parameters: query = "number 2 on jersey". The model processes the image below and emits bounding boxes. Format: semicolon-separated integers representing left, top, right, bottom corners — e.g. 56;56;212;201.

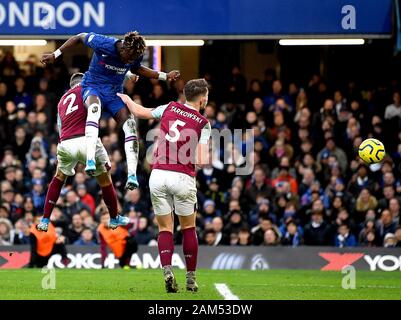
165;120;186;142
64;93;78;115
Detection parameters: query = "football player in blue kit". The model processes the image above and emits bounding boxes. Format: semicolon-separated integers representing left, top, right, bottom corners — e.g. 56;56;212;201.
41;31;180;190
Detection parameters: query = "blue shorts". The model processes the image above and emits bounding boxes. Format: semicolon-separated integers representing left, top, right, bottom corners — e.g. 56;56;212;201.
81;84;125;117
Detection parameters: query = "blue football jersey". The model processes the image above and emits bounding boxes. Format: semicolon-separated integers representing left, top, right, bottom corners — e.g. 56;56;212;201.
81;32;143;91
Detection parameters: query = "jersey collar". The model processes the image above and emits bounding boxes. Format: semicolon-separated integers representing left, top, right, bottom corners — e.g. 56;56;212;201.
184;103;197;111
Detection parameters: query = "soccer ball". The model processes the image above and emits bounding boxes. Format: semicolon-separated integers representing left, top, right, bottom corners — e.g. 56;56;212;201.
358;138;385;164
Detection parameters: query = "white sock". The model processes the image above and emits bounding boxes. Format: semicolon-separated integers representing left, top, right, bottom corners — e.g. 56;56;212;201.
85;103;101;163
123;116;139;176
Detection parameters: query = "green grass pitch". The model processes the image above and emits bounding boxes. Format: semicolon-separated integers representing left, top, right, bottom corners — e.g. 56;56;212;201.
0;269;400;300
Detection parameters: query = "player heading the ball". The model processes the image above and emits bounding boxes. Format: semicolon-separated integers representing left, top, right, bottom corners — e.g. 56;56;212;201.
41;31;180;190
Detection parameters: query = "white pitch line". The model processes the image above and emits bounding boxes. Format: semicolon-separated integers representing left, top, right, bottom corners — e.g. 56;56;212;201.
215;283;240;300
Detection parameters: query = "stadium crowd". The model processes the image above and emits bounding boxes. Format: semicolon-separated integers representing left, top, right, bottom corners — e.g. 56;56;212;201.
0;51;401;248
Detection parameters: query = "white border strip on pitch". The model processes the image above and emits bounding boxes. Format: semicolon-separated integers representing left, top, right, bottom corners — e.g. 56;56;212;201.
215;283;240;300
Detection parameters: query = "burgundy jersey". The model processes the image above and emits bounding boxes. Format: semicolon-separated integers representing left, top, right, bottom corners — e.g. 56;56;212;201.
57;85;86;142
153;102;209;177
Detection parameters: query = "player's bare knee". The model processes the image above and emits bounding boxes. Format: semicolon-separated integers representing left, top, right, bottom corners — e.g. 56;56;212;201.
156;215;173;232
96;172;112;187
180;222;196;230
85;95;101;107
179;214;196;229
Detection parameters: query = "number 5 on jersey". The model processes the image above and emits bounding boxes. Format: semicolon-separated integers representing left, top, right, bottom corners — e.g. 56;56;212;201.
165;120;186;143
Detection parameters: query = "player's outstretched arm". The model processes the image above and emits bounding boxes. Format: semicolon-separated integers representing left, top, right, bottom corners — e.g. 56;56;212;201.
40;33;87;65
117;93;154;119
135;65;180;82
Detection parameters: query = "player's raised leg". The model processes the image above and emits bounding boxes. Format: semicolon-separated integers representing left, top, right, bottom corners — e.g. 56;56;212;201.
178;213;199;292
115;106;139;190
156;213;178;293
95;171;129;229
37;168;67;232
84;94;102;176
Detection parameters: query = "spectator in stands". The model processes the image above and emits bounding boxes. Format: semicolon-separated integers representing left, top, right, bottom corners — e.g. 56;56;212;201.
247;80;263;108
317;137;348;173
10;219;30;244
0;218;12;245
355;188;378;222
301;180;329;209
335;223;357;247
303;209;332;246
203;229;217;246
281;220;302;246
272;162;298;194
377;185;396;210
224;210;246;235
267;111;292;145
49;206;68;231
135;217;155;245
202;199;220;219
74;228;97;246
14;77;32;111
11;126;31;162
376;209;397;245
62;191;90;222
29;179;46;213
395;227;401;247
263;228;280;246
264;80;289;108
245;166;273;206
249;198;277;226
269;139;294;165
237;227;251;246
348;164;376;197
251;217;275;245
0;81;9;107
298;167;316;197
359;229;377;247
383;233;397;248
225;66;247;104
123;189;149;217
204;178;226;211
212;216;229;245
389;198;400;224
76;184;96;214
384;92;401;120
67;213;84;244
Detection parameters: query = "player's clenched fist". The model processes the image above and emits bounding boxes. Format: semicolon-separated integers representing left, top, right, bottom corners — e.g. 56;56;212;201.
40;53;55;66
167;70;180;81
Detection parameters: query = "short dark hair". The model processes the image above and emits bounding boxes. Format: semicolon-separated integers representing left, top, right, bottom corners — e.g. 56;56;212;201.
184;78;208;102
70;73;84;88
204;229;216;237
